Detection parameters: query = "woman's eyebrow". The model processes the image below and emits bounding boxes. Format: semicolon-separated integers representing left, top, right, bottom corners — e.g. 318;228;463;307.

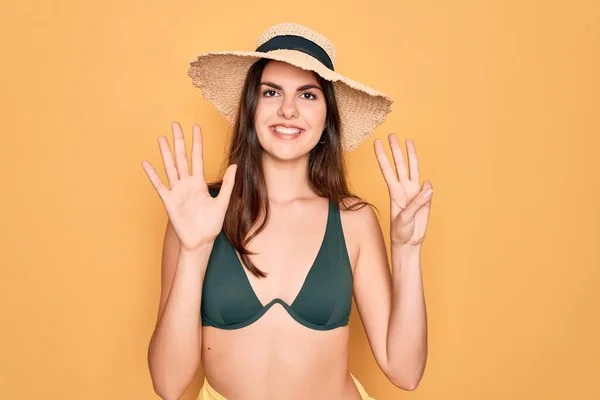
261;82;322;91
297;84;322;91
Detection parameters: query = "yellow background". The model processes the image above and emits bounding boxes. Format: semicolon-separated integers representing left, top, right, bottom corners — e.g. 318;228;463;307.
1;0;598;399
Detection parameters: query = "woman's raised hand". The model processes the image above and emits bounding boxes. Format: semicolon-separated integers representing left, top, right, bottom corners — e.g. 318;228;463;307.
142;122;237;252
374;134;433;247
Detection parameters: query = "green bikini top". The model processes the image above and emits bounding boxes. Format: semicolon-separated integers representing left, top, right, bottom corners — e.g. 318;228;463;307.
201;193;353;331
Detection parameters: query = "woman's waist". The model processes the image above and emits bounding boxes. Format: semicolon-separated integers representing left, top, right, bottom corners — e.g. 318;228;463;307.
202;361;359;400
202;333;349;374
201;330;355;399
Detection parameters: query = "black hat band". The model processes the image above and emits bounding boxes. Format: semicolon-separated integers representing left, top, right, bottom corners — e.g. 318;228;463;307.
255;35;334;71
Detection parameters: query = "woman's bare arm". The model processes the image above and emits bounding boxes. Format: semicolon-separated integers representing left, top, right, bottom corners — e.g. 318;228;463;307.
147;219;212;400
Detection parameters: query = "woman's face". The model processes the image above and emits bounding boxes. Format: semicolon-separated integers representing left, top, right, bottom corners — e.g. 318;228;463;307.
254;61;327;161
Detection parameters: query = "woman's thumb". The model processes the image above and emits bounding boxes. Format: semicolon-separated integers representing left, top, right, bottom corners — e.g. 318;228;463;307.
402;181;433;221
218;164;238;207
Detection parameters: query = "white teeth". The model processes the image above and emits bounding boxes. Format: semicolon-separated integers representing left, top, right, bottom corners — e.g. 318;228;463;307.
273;126;302;135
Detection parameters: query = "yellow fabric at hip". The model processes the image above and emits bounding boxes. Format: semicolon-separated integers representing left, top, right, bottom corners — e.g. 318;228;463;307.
198;374;375;400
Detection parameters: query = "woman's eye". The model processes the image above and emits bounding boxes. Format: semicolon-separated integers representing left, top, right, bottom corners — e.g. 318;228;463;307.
263;89;278;97
301;92;317;100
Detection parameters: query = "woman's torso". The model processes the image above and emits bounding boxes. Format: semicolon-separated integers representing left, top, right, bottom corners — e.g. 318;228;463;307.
201;196;363;400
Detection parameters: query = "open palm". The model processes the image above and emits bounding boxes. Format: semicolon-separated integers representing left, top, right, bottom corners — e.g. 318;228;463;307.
374;134;433;247
142;122;237;251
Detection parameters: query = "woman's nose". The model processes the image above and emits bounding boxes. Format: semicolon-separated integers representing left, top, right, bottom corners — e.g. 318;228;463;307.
277;97;299;119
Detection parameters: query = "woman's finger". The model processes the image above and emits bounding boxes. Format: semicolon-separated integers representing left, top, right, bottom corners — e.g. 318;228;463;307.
388;134;409;182
374;139;398;188
218;164;238;209
400;181;433;224
191;124;206;183
171;122;190;178
406;139;420;183
158;136;178;188
142;160;168;201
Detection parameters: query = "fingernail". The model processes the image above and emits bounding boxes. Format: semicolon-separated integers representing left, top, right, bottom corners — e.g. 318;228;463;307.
422;188;433;199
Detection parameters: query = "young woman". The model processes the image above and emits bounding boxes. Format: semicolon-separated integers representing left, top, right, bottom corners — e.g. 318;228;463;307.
144;22;434;400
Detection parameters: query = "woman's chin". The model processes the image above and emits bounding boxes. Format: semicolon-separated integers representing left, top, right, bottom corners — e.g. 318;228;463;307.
262;142;313;162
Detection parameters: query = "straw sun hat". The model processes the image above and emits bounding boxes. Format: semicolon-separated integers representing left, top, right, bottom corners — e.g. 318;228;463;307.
187;22;393;152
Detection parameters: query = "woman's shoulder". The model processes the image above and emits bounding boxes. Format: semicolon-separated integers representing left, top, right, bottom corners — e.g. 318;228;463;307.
338;196;381;233
336;196;383;267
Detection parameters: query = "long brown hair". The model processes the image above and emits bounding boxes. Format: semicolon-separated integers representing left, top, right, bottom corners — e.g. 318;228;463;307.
208;58;371;278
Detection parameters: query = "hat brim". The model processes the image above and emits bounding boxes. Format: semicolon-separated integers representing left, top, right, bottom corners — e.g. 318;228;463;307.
187;49;393;151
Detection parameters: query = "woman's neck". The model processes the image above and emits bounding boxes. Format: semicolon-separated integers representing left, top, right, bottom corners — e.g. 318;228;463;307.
261;153;315;203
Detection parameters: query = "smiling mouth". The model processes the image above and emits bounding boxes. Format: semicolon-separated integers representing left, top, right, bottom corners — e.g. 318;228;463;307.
271;126;304;135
